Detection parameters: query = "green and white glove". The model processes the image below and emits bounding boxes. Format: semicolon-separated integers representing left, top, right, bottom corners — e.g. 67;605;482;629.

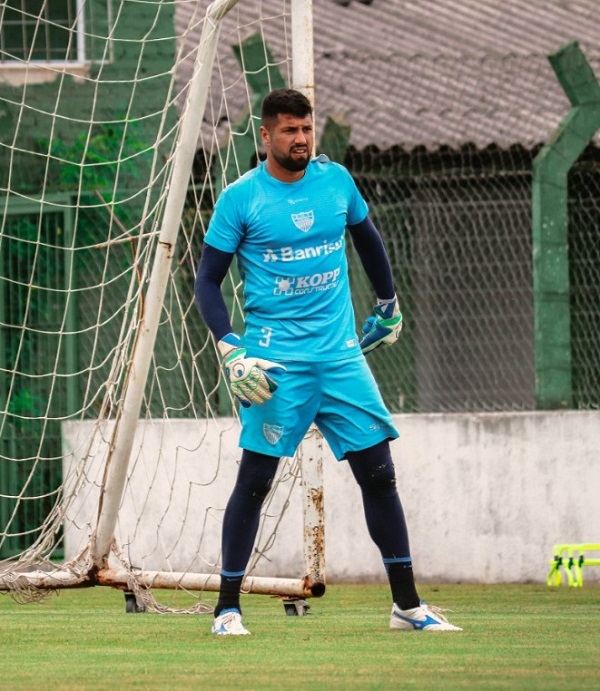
218;333;286;408
359;296;403;354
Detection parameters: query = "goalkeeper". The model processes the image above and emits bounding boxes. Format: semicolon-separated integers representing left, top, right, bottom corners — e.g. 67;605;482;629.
195;88;461;635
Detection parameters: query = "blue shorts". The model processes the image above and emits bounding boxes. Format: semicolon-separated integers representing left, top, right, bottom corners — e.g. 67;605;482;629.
239;354;399;460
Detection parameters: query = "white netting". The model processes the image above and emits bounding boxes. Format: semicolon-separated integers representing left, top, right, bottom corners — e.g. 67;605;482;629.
0;0;320;608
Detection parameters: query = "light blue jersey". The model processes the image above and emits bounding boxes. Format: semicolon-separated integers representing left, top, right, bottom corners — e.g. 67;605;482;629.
204;155;368;362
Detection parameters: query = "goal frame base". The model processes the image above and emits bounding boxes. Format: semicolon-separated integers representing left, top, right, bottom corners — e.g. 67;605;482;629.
0;566;326;600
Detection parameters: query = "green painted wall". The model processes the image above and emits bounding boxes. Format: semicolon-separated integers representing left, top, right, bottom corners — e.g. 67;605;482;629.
0;0;177;195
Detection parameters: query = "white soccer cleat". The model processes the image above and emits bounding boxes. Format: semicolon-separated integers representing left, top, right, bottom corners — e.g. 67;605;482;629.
211;608;251;635
390;602;462;631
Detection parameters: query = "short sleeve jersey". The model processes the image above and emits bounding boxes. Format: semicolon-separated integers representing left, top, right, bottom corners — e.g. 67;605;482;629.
204;155;368;362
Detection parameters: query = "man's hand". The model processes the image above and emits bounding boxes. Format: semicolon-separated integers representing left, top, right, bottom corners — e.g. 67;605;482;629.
218;333;286;408
360;297;403;354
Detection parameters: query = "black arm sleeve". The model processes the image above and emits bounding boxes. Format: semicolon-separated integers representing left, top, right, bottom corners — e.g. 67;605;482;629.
347;216;395;300
194;243;235;341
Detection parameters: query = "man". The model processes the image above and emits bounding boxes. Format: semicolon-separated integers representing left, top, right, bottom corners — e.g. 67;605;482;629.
195;88;461;635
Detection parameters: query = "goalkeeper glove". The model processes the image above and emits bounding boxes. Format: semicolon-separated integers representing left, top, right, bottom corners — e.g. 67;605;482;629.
359;296;403;354
217;333;286;408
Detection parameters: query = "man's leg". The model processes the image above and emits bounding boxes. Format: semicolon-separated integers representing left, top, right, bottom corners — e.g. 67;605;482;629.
213;449;280;633
346;440;462;631
346;440;420;610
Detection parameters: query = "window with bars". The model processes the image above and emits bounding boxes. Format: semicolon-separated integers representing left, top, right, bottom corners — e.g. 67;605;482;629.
0;0;82;63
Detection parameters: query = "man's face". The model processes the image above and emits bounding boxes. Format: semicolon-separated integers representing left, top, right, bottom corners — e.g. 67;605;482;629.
261;113;314;175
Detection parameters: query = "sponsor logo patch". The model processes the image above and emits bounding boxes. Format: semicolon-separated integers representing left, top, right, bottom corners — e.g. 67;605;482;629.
262;235;344;263
274;269;340;296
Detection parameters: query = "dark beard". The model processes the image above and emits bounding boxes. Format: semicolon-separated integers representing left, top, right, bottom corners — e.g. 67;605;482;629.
274;150;309;172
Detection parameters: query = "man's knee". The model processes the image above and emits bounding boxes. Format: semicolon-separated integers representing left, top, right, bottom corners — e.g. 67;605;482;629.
347;442;397;496
357;462;397;496
235;449;280;502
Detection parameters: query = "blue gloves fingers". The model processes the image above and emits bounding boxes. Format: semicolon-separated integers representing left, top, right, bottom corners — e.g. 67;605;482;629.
360;297;403;354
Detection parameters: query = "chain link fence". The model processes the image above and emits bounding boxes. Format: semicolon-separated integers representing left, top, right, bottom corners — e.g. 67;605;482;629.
346;146;600;413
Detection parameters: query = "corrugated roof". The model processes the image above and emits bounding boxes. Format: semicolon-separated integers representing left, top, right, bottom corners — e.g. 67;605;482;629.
175;0;600;151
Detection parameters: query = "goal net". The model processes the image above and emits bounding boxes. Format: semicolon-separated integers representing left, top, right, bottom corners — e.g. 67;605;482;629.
2;0;600;608
0;0;325;610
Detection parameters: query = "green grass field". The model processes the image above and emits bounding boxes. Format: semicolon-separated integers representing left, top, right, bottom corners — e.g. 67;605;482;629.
0;582;598;689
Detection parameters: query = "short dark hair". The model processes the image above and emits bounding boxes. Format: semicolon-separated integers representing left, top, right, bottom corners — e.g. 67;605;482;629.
261;88;313;125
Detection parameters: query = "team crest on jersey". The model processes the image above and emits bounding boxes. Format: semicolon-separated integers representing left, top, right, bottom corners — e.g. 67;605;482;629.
263;423;284;445
291;210;314;232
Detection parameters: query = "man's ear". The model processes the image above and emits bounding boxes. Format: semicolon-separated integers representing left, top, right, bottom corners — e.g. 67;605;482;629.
259;125;270;146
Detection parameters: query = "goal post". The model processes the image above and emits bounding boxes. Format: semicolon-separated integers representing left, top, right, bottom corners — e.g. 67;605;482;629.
0;0;325;608
91;0;244;570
